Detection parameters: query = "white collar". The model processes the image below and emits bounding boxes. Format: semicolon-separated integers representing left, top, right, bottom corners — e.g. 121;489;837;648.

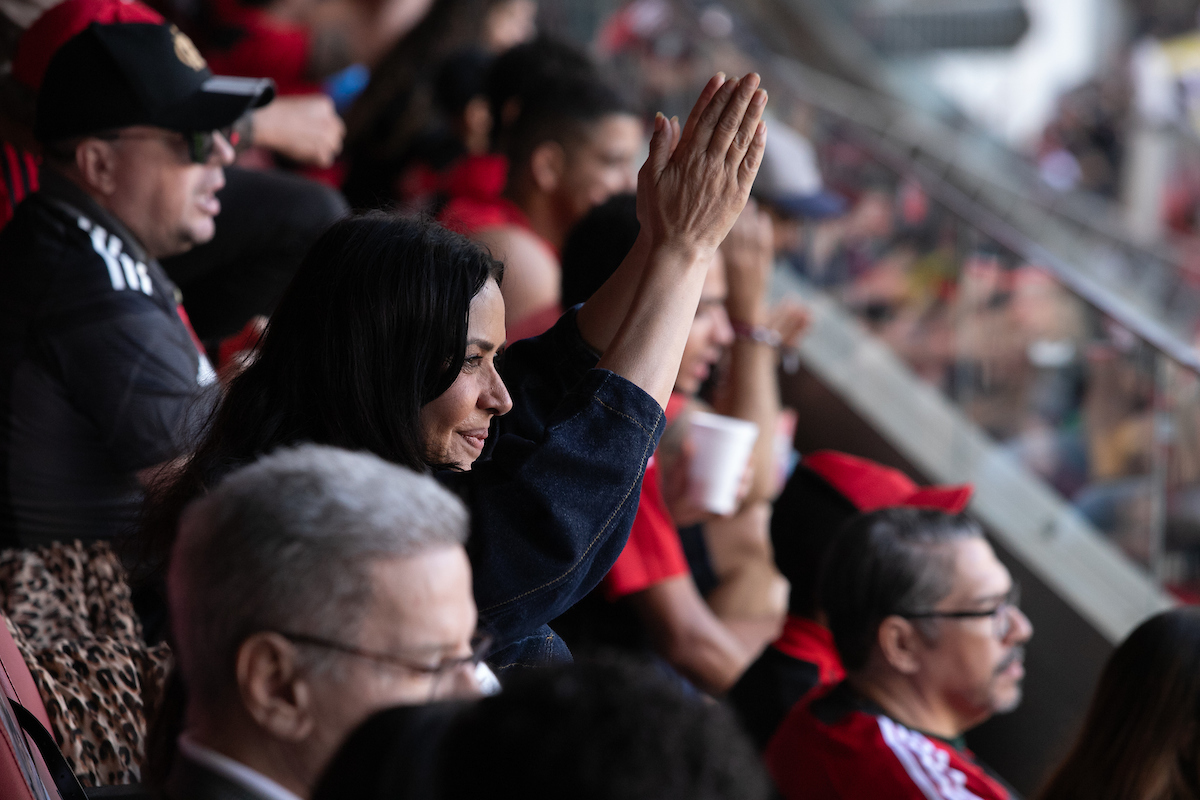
178;734;305;800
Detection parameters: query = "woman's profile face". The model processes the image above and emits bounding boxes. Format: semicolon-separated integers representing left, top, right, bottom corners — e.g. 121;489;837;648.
419;279;513;469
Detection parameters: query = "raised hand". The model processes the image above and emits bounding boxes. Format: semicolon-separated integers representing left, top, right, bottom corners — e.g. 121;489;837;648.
637;74;768;259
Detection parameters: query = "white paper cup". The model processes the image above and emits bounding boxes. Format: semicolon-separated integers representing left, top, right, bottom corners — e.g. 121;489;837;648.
686;411;760;515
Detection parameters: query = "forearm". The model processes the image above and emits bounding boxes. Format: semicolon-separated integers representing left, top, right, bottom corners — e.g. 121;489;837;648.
714;335;781;504
596;243;711;409
576;231;651;353
632;576;753;695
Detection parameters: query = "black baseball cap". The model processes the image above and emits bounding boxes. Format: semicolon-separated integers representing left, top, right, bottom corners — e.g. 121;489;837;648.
35;21;274;143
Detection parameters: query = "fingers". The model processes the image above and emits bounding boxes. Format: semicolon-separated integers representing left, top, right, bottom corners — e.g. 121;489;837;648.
732;90;768;166
686;75;741;155
709;73;762;158
677;73;725;153
737;119;768;189
643;111;673;183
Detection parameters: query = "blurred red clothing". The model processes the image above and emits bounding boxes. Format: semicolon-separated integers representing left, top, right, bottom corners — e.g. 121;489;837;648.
766;683;1011;800
771;615;845;690
602;393;692;600
0;143;39;231
202;0;320;96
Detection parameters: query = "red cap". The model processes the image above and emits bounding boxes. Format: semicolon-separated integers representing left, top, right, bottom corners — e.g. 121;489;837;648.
802;450;972;513
13;0;163;90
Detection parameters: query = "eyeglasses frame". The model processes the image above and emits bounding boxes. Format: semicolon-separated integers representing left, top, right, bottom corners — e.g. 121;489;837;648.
93;126;237;164
274;630;494;680
897;582;1022;639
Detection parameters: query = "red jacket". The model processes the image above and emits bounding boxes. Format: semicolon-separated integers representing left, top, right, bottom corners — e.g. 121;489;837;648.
766;683;1012;800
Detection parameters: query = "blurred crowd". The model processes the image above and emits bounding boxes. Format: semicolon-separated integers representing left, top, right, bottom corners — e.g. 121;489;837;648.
0;1;1197;800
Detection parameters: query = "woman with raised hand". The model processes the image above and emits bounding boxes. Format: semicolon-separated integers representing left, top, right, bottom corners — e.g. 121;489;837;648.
1038;608;1200;800
144;73;768;668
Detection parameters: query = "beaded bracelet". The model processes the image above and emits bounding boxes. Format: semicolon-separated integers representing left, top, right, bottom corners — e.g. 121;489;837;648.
731;320;782;348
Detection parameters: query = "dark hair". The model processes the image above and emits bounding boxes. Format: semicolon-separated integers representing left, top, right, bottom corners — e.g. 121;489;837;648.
504;72;636;168
435;658;772;800
820;508;983;671
484;36;597;152
141;213;502;568
1037;608;1200;800
770;465;859;619
312;701;471;800
434;48;492;117
560;192;639;307
341;0;495;207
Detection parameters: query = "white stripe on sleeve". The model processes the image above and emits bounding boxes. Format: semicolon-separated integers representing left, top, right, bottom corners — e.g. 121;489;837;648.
877;716;985;800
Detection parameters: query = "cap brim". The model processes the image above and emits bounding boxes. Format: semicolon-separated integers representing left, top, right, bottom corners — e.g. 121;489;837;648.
160;76;275;132
770;191;847;219
903;485;973;514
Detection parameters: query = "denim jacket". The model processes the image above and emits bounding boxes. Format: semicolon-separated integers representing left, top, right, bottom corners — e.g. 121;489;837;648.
437;308;665;670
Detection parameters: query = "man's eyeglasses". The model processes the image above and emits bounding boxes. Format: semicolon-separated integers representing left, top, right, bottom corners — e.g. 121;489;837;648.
96;126;237;164
899;583;1022;640
276;630;494;697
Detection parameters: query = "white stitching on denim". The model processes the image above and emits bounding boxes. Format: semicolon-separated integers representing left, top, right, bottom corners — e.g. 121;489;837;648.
477;396;664;615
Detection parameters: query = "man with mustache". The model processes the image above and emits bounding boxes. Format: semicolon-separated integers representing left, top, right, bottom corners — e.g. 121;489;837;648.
765;507;1032;800
728;451;973;750
0;20;272;545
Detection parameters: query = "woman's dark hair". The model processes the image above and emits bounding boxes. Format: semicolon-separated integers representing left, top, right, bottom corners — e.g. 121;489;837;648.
140;213;502;569
560;192;639;308
819;508;983;670
1037;608;1200;800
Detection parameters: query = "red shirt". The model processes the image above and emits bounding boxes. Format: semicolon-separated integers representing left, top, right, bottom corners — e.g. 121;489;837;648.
601;458;690;600
602;394;692;600
203;0;320;96
437;154;523;235
766;683;1011;800
771;615;845;690
438;155;563;339
0;143;39;233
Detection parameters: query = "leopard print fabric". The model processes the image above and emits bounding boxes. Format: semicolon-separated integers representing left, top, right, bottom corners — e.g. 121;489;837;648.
0;541;171;786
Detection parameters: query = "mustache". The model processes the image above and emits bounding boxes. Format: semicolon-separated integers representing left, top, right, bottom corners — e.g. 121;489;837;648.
995;645;1025;675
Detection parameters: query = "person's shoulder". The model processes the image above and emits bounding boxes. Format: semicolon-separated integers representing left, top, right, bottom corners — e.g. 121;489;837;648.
768;688;1012;800
870;717;1012;800
0;195;174;330
766;686;961;800
0;191;69;255
0;193;83;294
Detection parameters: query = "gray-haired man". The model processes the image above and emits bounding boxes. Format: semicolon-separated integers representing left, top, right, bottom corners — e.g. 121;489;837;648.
166;444;492;800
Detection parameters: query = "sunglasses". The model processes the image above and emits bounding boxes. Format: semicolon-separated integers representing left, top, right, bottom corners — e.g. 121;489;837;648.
182;126;239;164
96;126;239;164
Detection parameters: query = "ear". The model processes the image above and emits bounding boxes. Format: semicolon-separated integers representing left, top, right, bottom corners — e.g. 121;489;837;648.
236;632;315;743
529;140;565;194
462;96;493;154
876;615;924;675
75;139;120;197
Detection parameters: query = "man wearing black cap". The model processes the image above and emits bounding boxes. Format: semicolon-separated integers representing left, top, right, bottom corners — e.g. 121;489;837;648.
0;21;272;546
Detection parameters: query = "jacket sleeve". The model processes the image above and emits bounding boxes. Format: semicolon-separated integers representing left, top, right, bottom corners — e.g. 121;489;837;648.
439;367;665;650
490;304;600;446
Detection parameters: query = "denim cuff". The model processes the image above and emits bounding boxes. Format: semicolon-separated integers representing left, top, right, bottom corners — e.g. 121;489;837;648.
466;369;665;646
552;367;665;443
